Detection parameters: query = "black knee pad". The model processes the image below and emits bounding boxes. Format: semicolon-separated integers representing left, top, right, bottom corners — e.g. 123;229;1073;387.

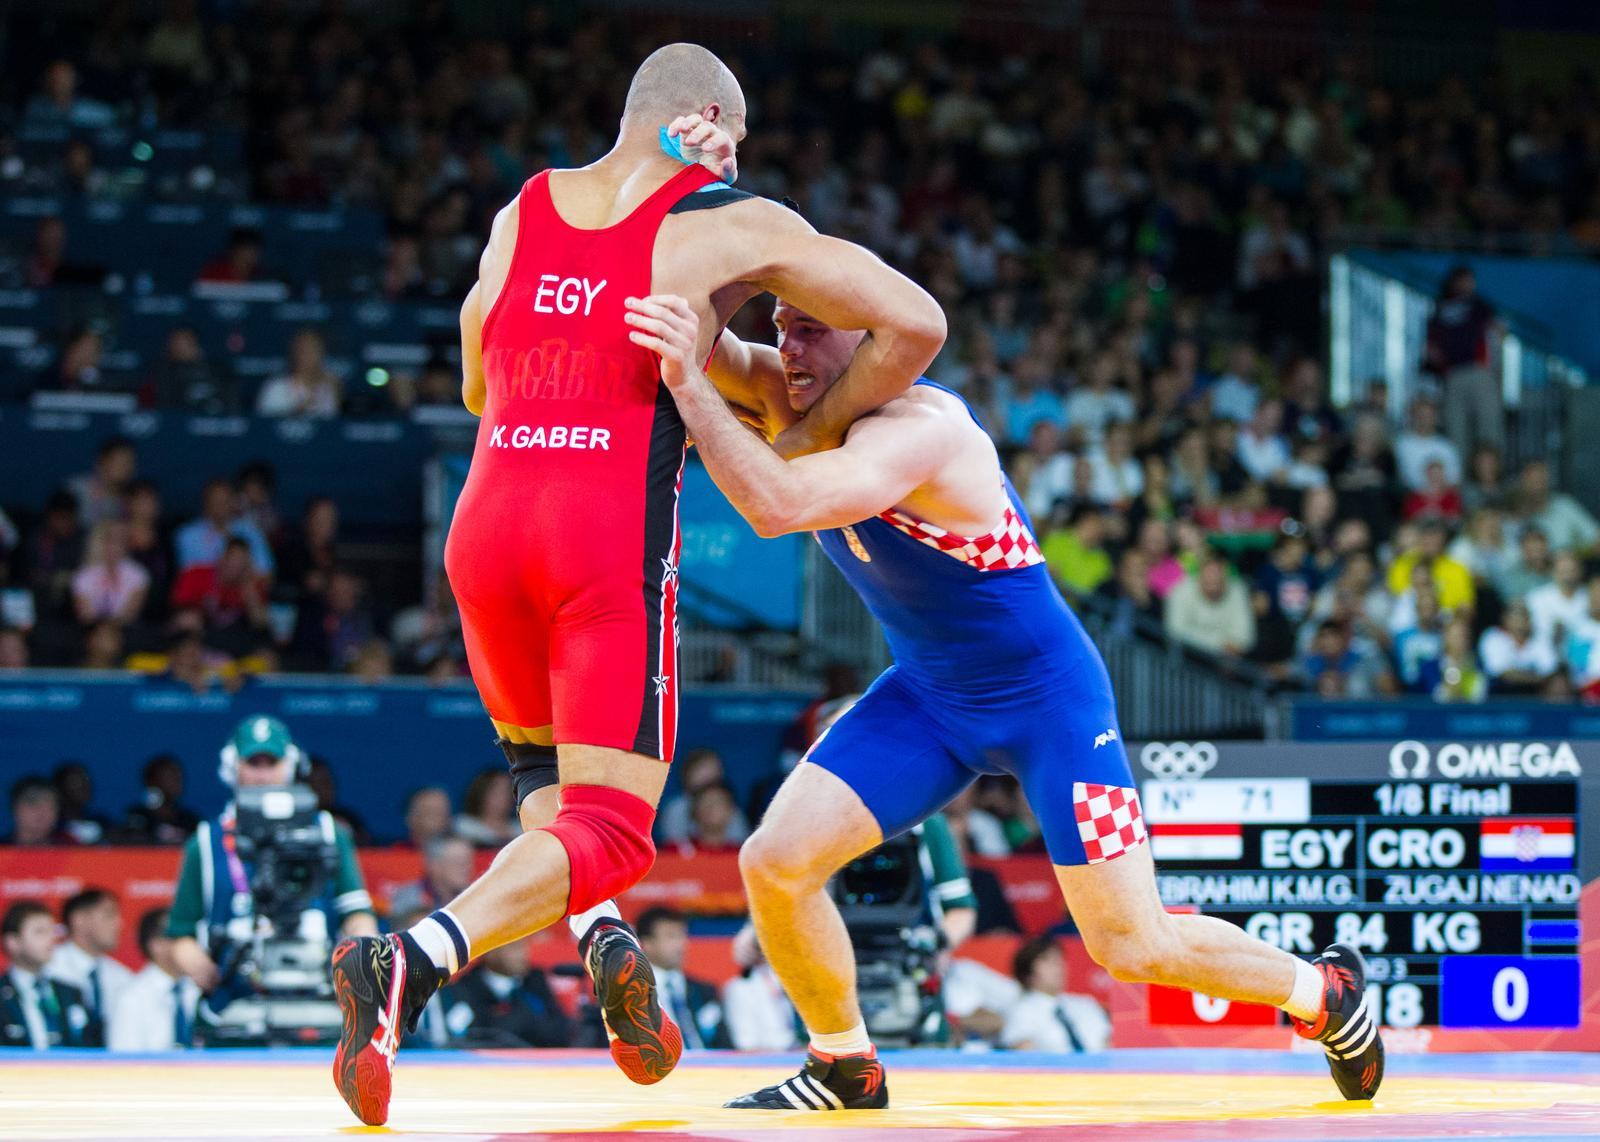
497;739;558;809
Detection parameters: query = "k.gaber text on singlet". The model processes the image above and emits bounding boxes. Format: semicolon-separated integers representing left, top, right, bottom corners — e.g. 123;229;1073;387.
489;424;611;450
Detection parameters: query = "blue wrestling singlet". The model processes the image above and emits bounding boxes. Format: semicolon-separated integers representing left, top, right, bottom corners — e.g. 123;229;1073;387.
807;381;1145;867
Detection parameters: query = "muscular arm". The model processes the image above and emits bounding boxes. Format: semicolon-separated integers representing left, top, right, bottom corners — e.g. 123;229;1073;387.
721;204;946;452
653;318;948;537
706;333;792;437
461;282;485;416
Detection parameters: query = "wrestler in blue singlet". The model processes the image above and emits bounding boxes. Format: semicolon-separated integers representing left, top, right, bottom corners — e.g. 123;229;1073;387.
805;381;1139;868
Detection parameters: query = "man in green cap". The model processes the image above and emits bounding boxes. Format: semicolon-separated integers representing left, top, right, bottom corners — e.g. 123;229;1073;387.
166;716;377;1011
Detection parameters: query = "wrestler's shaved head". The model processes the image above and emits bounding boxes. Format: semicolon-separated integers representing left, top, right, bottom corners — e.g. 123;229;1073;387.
623;43;745;132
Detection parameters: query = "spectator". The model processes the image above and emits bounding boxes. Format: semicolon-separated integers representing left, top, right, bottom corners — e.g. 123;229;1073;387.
1394;589;1448;694
1500;526;1555;601
389;835;475;917
1084;422;1142;508
306;757;372;846
50;327;110;394
1062;351;1135;445
722;923;801;1051
1479;601;1559;696
197;228;265;284
278;496;340;601
1462;443;1507;513
123;480;172;618
1254;533;1319;627
0;627;29;669
1423;265;1502;459
1041;504;1111;595
637;906;732;1049
52;762;112;845
71;521;150;629
23;60;114;128
1526;553;1588;647
1395;398;1462;493
1299;619;1392;699
6;776;67;845
1018;421;1074;522
684;782;742;855
401;786;453;849
288;567;375;670
1402;459;1463;523
1561;579;1600;699
81;621;126;670
658;749;749;847
1332;413;1399;539
146;327;236;414
155;627;241;695
234;462;284;552
1169;427;1219;507
256;329;343;418
1002;354;1066;446
173;479;274;576
1236;398;1290;483
1448;507;1513;590
170;537;269;657
390;575;465;674
27;490;86;615
0;900;103;1049
107;908;199;1053
120;754;200;845
944;783;1013;858
1511;460;1599;555
1386;520;1476;614
68;437;136;528
437;936;571;1047
1099;548;1159;637
1000;935;1110;1052
454;769;516;848
1165;555;1255;657
1207;342;1262;425
1435;616;1488;704
46;889;132;1029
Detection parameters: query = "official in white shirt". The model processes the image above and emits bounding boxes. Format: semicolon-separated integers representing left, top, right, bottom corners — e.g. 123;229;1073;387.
999;935;1111;1053
2;899;102;1049
108;908;199;1053
45;888;133;1030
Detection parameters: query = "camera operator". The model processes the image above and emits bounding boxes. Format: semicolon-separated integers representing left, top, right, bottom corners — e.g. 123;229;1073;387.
165;716;376;1038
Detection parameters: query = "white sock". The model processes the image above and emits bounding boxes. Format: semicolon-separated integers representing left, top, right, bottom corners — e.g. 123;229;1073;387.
408;908;470;976
1283;958;1325;1023
568;899;623;941
809;1022;872;1058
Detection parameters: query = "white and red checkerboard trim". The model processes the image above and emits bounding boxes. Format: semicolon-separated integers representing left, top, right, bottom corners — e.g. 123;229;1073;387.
1073;782;1148;864
877;502;1043;571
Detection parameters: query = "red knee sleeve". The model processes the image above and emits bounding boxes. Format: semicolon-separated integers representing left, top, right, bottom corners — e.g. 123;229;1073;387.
542;784;658;916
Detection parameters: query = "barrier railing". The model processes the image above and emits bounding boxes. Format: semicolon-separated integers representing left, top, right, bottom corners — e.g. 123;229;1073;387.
1328;251;1588;472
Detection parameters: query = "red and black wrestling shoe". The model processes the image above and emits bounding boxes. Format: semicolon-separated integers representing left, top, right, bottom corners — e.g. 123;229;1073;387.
1292;942;1385;1101
725;1049;889;1110
330;935;438;1125
579;918;683;1084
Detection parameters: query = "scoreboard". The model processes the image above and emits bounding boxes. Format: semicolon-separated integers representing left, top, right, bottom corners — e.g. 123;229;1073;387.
1137;740;1587;1032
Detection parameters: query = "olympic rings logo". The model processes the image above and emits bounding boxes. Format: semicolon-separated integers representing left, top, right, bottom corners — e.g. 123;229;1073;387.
1139;741;1219;780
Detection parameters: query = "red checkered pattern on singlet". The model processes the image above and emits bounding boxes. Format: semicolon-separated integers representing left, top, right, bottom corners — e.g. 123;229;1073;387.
878;502;1044;571
1073;782;1147;864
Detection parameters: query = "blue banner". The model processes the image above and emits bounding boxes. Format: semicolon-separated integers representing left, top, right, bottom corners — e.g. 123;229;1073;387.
0;676;809;840
1291;699;1600;742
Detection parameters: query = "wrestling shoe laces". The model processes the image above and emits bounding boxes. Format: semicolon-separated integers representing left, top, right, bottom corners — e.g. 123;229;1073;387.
579;918;683;1085
1291;942;1385;1101
330;934;440;1126
725;1050;889;1110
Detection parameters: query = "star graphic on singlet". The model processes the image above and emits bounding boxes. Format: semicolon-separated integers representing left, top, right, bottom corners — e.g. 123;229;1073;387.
652;674;671;697
660;557;679;584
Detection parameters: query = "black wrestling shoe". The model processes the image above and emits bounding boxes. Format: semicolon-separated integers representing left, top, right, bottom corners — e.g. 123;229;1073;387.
330;935;441;1125
1292;943;1385;1101
579;918;682;1085
725;1050;889;1110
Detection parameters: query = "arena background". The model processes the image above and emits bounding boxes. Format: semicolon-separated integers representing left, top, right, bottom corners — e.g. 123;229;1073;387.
0;0;1597;1136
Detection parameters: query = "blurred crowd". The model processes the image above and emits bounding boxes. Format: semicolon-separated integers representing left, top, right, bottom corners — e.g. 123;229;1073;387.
0;435;466;682
4;3;1600;692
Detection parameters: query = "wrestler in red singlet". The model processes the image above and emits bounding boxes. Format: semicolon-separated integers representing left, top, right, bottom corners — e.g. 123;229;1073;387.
445;162;722;765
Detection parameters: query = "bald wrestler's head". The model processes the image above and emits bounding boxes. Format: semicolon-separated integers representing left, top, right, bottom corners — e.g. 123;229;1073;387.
623;43;745;137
